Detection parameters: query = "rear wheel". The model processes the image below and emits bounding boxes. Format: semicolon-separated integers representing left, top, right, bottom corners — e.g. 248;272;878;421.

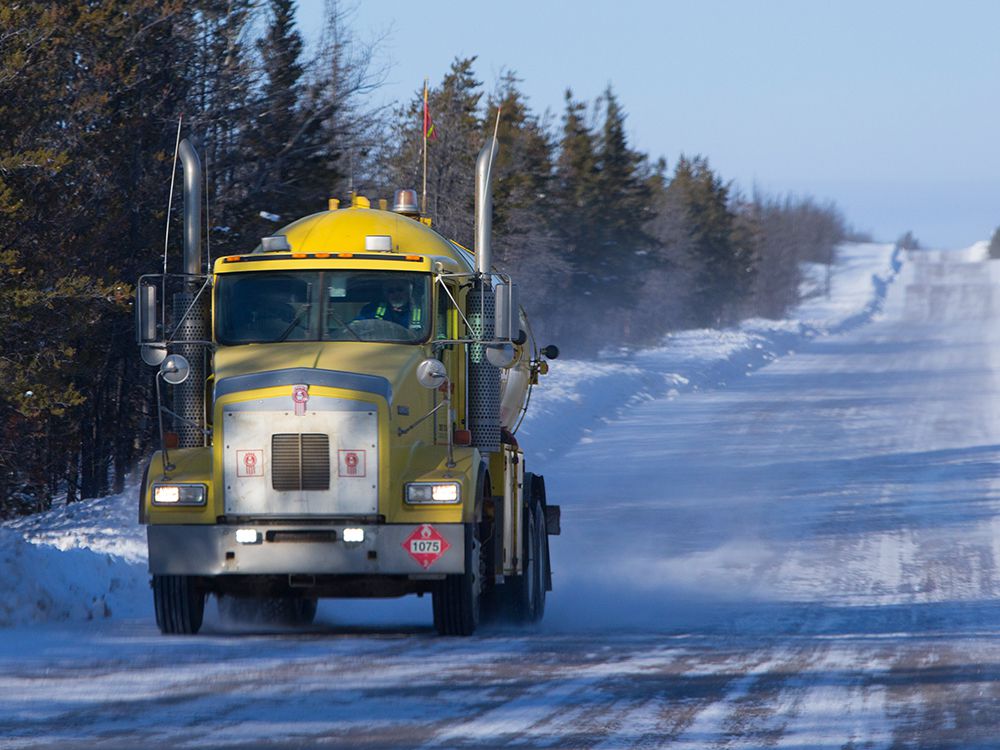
532;498;548;622
152;575;205;635
507;499;545;623
433;523;481;636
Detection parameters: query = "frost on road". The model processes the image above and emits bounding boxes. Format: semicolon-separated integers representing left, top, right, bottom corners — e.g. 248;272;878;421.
5;245;1000;749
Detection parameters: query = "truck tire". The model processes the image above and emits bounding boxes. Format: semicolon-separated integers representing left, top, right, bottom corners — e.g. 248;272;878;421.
532;497;548;621
433;524;481;636
506;498;545;623
153;575;205;635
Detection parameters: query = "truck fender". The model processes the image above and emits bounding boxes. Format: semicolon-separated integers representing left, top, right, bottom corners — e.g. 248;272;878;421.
138;458;152;525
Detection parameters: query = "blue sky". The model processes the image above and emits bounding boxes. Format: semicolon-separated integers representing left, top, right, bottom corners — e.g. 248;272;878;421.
298;1;1000;248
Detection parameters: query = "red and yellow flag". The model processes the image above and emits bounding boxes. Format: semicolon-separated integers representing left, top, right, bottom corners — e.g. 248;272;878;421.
423;81;437;141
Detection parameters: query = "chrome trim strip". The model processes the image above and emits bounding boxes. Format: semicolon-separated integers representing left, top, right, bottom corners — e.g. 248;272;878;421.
215;367;392;404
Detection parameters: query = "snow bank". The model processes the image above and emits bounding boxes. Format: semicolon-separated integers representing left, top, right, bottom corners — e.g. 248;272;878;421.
0;486;149;627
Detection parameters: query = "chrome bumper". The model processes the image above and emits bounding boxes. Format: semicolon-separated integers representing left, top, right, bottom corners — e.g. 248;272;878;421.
147;523;465;576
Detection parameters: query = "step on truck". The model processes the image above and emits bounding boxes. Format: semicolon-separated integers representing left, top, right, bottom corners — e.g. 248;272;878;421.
135;137;560;635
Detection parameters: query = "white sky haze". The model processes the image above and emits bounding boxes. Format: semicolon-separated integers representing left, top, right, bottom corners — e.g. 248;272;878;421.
297;0;1000;249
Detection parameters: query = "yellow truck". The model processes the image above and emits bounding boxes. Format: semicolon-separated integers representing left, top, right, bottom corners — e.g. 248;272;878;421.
135;138;559;636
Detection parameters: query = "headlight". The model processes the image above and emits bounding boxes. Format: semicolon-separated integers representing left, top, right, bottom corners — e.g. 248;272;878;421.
152;484;207;506
405;482;461;504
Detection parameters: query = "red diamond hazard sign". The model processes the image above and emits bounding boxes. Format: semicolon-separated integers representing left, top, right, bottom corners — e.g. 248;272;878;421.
402;524;450;569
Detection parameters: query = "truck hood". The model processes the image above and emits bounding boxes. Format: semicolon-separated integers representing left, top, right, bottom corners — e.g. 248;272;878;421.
213;342;429;404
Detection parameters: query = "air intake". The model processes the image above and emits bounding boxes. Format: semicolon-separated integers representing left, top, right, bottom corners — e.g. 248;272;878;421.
271;434;330;491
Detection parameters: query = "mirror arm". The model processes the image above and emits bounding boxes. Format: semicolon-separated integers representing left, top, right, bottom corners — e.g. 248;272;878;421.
398;380;456;469
397;397;448;436
154;372;174;475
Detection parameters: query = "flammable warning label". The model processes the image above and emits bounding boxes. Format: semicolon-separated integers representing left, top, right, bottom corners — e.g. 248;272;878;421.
402;524;451;569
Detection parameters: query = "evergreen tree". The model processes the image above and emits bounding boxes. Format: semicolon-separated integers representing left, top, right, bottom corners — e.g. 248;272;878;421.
0;1;195;512
990;227;1000;260
666;156;756;326
484;73;568;337
381;58;483;248
553;90;600;277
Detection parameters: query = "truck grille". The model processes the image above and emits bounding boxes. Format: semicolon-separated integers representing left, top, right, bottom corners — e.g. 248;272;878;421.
271;433;330;491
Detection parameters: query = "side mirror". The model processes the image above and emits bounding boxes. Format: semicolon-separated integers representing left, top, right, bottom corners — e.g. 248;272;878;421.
416;358;448;389
137;281;159;343
494;281;519;341
486;343;516;368
137;280;167;365
141;344;167;366
160;353;191;385
541;344;559;360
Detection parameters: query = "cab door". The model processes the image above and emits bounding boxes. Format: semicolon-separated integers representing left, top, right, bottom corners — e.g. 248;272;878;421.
433;281;465;443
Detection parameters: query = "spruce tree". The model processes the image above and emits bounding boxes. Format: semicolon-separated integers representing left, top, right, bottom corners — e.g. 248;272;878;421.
667;156;756;326
381;58;483;248
484;73;568;339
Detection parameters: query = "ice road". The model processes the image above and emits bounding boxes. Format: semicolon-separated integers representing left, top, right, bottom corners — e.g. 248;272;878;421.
5;244;1000;748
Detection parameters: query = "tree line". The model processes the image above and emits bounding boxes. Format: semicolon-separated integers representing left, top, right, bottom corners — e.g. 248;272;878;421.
0;0;852;517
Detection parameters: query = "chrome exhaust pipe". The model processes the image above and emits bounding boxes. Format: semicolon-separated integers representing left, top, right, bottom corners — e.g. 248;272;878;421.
469;137;501;453
179;139;202;276
174;139;206;448
474;137;499;277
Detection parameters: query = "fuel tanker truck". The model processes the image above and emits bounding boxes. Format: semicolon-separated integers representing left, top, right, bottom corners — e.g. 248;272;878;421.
134;137;559;636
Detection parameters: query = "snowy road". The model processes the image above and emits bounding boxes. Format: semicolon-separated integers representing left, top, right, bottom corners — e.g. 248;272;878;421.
6;247;1000;748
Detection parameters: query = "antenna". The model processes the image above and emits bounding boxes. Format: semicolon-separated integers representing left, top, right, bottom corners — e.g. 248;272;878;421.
484;104;502;193
422;77;429;215
163;115;183;276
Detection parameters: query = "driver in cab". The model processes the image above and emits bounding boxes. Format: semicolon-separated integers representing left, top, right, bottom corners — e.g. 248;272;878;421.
356;279;424;332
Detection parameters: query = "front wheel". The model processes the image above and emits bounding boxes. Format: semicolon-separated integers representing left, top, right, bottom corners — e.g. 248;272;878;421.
152;575;205;635
433;524;481;636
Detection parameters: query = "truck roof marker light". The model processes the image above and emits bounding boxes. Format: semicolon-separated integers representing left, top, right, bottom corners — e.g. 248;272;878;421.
291;253;306;259
261;235;291;252
315;253;330;258
405;255;422;262
224;255;242;262
365;235;392;252
338;253;354;259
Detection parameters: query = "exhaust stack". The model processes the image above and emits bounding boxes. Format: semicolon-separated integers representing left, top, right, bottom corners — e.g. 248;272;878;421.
178;139;202;276
468;138;501;453
173;139;207;448
474;137;499;277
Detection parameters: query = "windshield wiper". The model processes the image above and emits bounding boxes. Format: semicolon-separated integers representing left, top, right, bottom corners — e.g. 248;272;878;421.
274;302;311;342
326;307;363;341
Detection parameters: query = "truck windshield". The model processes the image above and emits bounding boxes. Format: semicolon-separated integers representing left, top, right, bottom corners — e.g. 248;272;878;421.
216;271;431;345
